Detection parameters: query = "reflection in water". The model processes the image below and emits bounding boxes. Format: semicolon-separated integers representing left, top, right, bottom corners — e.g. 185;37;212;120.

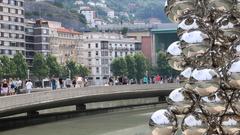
0;106;168;135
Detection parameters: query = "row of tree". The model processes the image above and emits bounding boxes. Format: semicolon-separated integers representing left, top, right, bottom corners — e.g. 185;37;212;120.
110;51;179;83
0;53;90;80
110;53;150;82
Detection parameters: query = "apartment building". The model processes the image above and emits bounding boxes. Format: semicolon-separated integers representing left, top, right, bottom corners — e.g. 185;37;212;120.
49;26;81;65
0;0;25;57
25;19;51;66
25;19;81;65
78;32;141;86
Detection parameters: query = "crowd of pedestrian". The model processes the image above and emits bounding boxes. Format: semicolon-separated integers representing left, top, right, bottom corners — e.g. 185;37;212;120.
0;78;26;96
0;76;89;96
107;75;180;86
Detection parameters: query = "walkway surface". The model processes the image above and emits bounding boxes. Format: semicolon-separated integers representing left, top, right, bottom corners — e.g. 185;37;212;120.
0;83;181;117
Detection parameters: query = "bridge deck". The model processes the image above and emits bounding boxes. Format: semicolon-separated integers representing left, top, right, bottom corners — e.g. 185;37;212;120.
0;84;181;117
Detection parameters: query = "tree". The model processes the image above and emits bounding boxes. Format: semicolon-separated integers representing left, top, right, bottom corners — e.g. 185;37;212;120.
110;57;128;76
156;51;179;77
66;60;79;79
0;56;16;79
46;55;61;78
32;53;49;80
13;52;28;79
134;53;147;83
125;55;136;79
121;27;128;36
78;65;90;78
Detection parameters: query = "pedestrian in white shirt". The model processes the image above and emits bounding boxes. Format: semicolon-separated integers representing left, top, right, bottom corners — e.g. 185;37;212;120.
26;80;33;94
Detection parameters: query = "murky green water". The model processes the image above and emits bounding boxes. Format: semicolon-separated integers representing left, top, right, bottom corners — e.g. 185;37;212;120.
0;107;167;135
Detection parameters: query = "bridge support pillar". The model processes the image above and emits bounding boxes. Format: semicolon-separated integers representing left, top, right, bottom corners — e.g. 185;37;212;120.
76;104;86;111
27;111;39;117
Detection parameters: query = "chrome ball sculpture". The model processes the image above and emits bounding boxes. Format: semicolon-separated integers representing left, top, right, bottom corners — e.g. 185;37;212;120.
150;0;240;134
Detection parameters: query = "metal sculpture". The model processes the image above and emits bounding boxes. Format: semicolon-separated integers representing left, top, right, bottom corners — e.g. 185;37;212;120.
149;0;240;134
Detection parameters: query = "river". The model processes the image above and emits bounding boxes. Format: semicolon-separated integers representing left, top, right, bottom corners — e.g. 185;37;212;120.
0;106;167;135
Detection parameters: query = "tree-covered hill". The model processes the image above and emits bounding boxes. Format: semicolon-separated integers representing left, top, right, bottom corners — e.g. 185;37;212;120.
24;0;87;31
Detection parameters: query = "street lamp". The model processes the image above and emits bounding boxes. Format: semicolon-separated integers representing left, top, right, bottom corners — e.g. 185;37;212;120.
69;70;71;79
27;69;30;80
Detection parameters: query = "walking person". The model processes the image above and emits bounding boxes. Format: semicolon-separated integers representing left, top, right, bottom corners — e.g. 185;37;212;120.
15;78;22;94
59;78;64;89
72;79;76;88
51;78;57;90
26;80;33;94
2;79;9;96
143;76;148;84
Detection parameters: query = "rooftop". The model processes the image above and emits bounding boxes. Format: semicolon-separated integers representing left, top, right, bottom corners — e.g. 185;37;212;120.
57;27;81;35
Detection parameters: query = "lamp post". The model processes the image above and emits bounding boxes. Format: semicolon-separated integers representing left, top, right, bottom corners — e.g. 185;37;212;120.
27;69;30;80
68;70;71;79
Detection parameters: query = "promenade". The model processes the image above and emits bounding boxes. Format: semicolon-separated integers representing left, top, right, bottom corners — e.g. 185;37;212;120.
0;83;181;118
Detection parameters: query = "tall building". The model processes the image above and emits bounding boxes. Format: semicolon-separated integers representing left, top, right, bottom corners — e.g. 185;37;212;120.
78;32;141;86
25;19;50;66
0;0;25;57
25;19;81;66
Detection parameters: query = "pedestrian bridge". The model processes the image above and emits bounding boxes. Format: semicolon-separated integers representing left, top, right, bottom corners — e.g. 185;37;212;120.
0;84;181;118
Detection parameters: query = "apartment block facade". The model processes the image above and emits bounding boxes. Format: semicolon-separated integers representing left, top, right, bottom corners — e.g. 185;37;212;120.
0;0;25;57
78;32;141;86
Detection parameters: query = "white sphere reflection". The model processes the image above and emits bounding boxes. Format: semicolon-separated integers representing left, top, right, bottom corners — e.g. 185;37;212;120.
200;90;228;116
227;59;240;89
167;88;194;114
182;113;209;135
190;69;220;96
180;30;211;58
219;114;240;135
149;109;178;135
204;0;233;13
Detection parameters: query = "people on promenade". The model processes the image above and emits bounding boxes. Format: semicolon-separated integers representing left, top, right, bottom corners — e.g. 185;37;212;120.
26;80;33;94
143;76;148;84
59;78;64;89
15;79;22;94
2;79;9;96
51;78;57;90
72;79;76;88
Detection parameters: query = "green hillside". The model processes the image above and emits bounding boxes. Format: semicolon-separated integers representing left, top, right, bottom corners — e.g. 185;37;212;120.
52;0;169;23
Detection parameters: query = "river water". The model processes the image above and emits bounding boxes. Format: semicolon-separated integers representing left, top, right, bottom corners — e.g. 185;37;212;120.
0;106;166;135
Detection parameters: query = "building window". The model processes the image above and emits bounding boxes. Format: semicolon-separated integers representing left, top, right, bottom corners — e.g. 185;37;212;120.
88;52;91;57
96;51;99;56
96;67;99;73
96;43;98;48
88;44;91;48
96;77;100;80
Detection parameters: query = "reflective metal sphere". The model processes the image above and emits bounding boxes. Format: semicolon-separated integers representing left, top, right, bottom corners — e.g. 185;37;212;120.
168;56;186;71
233;39;240;57
166;88;194;114
227;59;240;89
177;15;204;37
165;0;198;23
219;114;240;135
231;91;240;116
167;41;182;56
215;14;240;46
180;30;211;58
190;69;220;96
204;0;233;13
180;67;193;82
182;113;209;135
149;109;178;135
200;90;228;116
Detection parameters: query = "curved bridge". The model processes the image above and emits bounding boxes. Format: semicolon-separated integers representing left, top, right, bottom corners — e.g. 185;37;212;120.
0;84;181;118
